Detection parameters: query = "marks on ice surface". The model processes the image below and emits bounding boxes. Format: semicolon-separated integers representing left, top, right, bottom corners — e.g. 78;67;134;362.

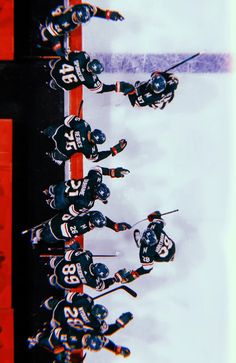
91;53;231;73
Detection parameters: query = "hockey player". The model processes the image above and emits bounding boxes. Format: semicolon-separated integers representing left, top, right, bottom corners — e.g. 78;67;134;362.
28;291;133;340
29;327;131;361
39;3;124;56
114;211;176;284
43;165;130;215
42;114;127;166
48;248;128;291
30;210;131;246
127;72;179;109
49;50;134;94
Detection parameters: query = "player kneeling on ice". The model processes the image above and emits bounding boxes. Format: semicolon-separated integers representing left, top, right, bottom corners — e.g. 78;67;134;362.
42;114;127;166
48;248;131;292
43;165;129;215
126;72;179;109
29;210;131;247
49;50;134;95
38;3;124;56
28;291;133;350
28;327;131;361
114;211;176;284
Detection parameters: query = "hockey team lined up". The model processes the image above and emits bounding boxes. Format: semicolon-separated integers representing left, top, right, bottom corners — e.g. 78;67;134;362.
19;2;206;362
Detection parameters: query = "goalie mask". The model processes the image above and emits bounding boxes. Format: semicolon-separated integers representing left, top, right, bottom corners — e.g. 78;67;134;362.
150;75;167;94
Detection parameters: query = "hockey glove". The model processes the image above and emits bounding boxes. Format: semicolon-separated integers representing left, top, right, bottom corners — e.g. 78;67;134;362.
115;346;131;357
116;81;135;95
110;167;130;178
114;268;128;283
114;269;139;283
111;139;127;156
106;10;124;21
114;222;131;232
116;312;133;328
147;210;162;221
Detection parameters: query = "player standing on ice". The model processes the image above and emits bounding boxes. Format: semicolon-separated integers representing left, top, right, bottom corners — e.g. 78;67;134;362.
41;114;127;165
127;72;179;109
43;165;130;215
114;211;176;284
38;3;124;56
47;248;129;292
49;50;134;94
29;210;131;246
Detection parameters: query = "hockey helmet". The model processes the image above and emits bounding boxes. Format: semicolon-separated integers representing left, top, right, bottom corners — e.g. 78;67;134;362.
150;74;167;94
89;211;107;228
91;304;109;320
75;5;91;23
87;59;104;74
85;335;104;351
90;129;106;144
141;228;157;246
90;263;109;278
95;183;110;202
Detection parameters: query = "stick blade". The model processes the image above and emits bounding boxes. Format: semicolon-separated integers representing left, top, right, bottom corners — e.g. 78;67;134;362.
121;285;137;298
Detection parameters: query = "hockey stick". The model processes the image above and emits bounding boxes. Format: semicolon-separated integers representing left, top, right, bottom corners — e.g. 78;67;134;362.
93;286;137;300
131;209;179;228
39;252;120;258
78;100;84;118
164;52;201;72
21;218;51;235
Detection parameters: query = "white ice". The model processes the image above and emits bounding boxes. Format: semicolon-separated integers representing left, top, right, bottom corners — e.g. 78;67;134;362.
80;1;236;362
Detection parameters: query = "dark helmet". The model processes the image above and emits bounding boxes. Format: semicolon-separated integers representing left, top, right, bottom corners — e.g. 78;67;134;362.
150;75;167;94
90;129;106;144
91;304;108;320
90;263;109;278
141;228;157;246
75;5;91;23
89;211;106;228
87;59;104;74
95;183;110;202
85;335;104;351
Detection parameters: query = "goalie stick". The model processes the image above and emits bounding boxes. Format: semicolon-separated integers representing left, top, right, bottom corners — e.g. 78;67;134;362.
93;286;137;300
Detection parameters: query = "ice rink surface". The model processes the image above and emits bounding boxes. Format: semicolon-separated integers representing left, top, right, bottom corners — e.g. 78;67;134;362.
78;1;235;362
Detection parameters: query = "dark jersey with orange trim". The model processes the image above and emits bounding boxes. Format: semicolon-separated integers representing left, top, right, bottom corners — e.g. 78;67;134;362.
50;51;115;92
139;220;176;269
46;4;97;36
128;72;179;109
53;249;115;290
52;115;99;160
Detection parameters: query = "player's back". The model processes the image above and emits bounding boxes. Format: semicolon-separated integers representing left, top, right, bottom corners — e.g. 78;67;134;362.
54;250;92;289
50;52;88;90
